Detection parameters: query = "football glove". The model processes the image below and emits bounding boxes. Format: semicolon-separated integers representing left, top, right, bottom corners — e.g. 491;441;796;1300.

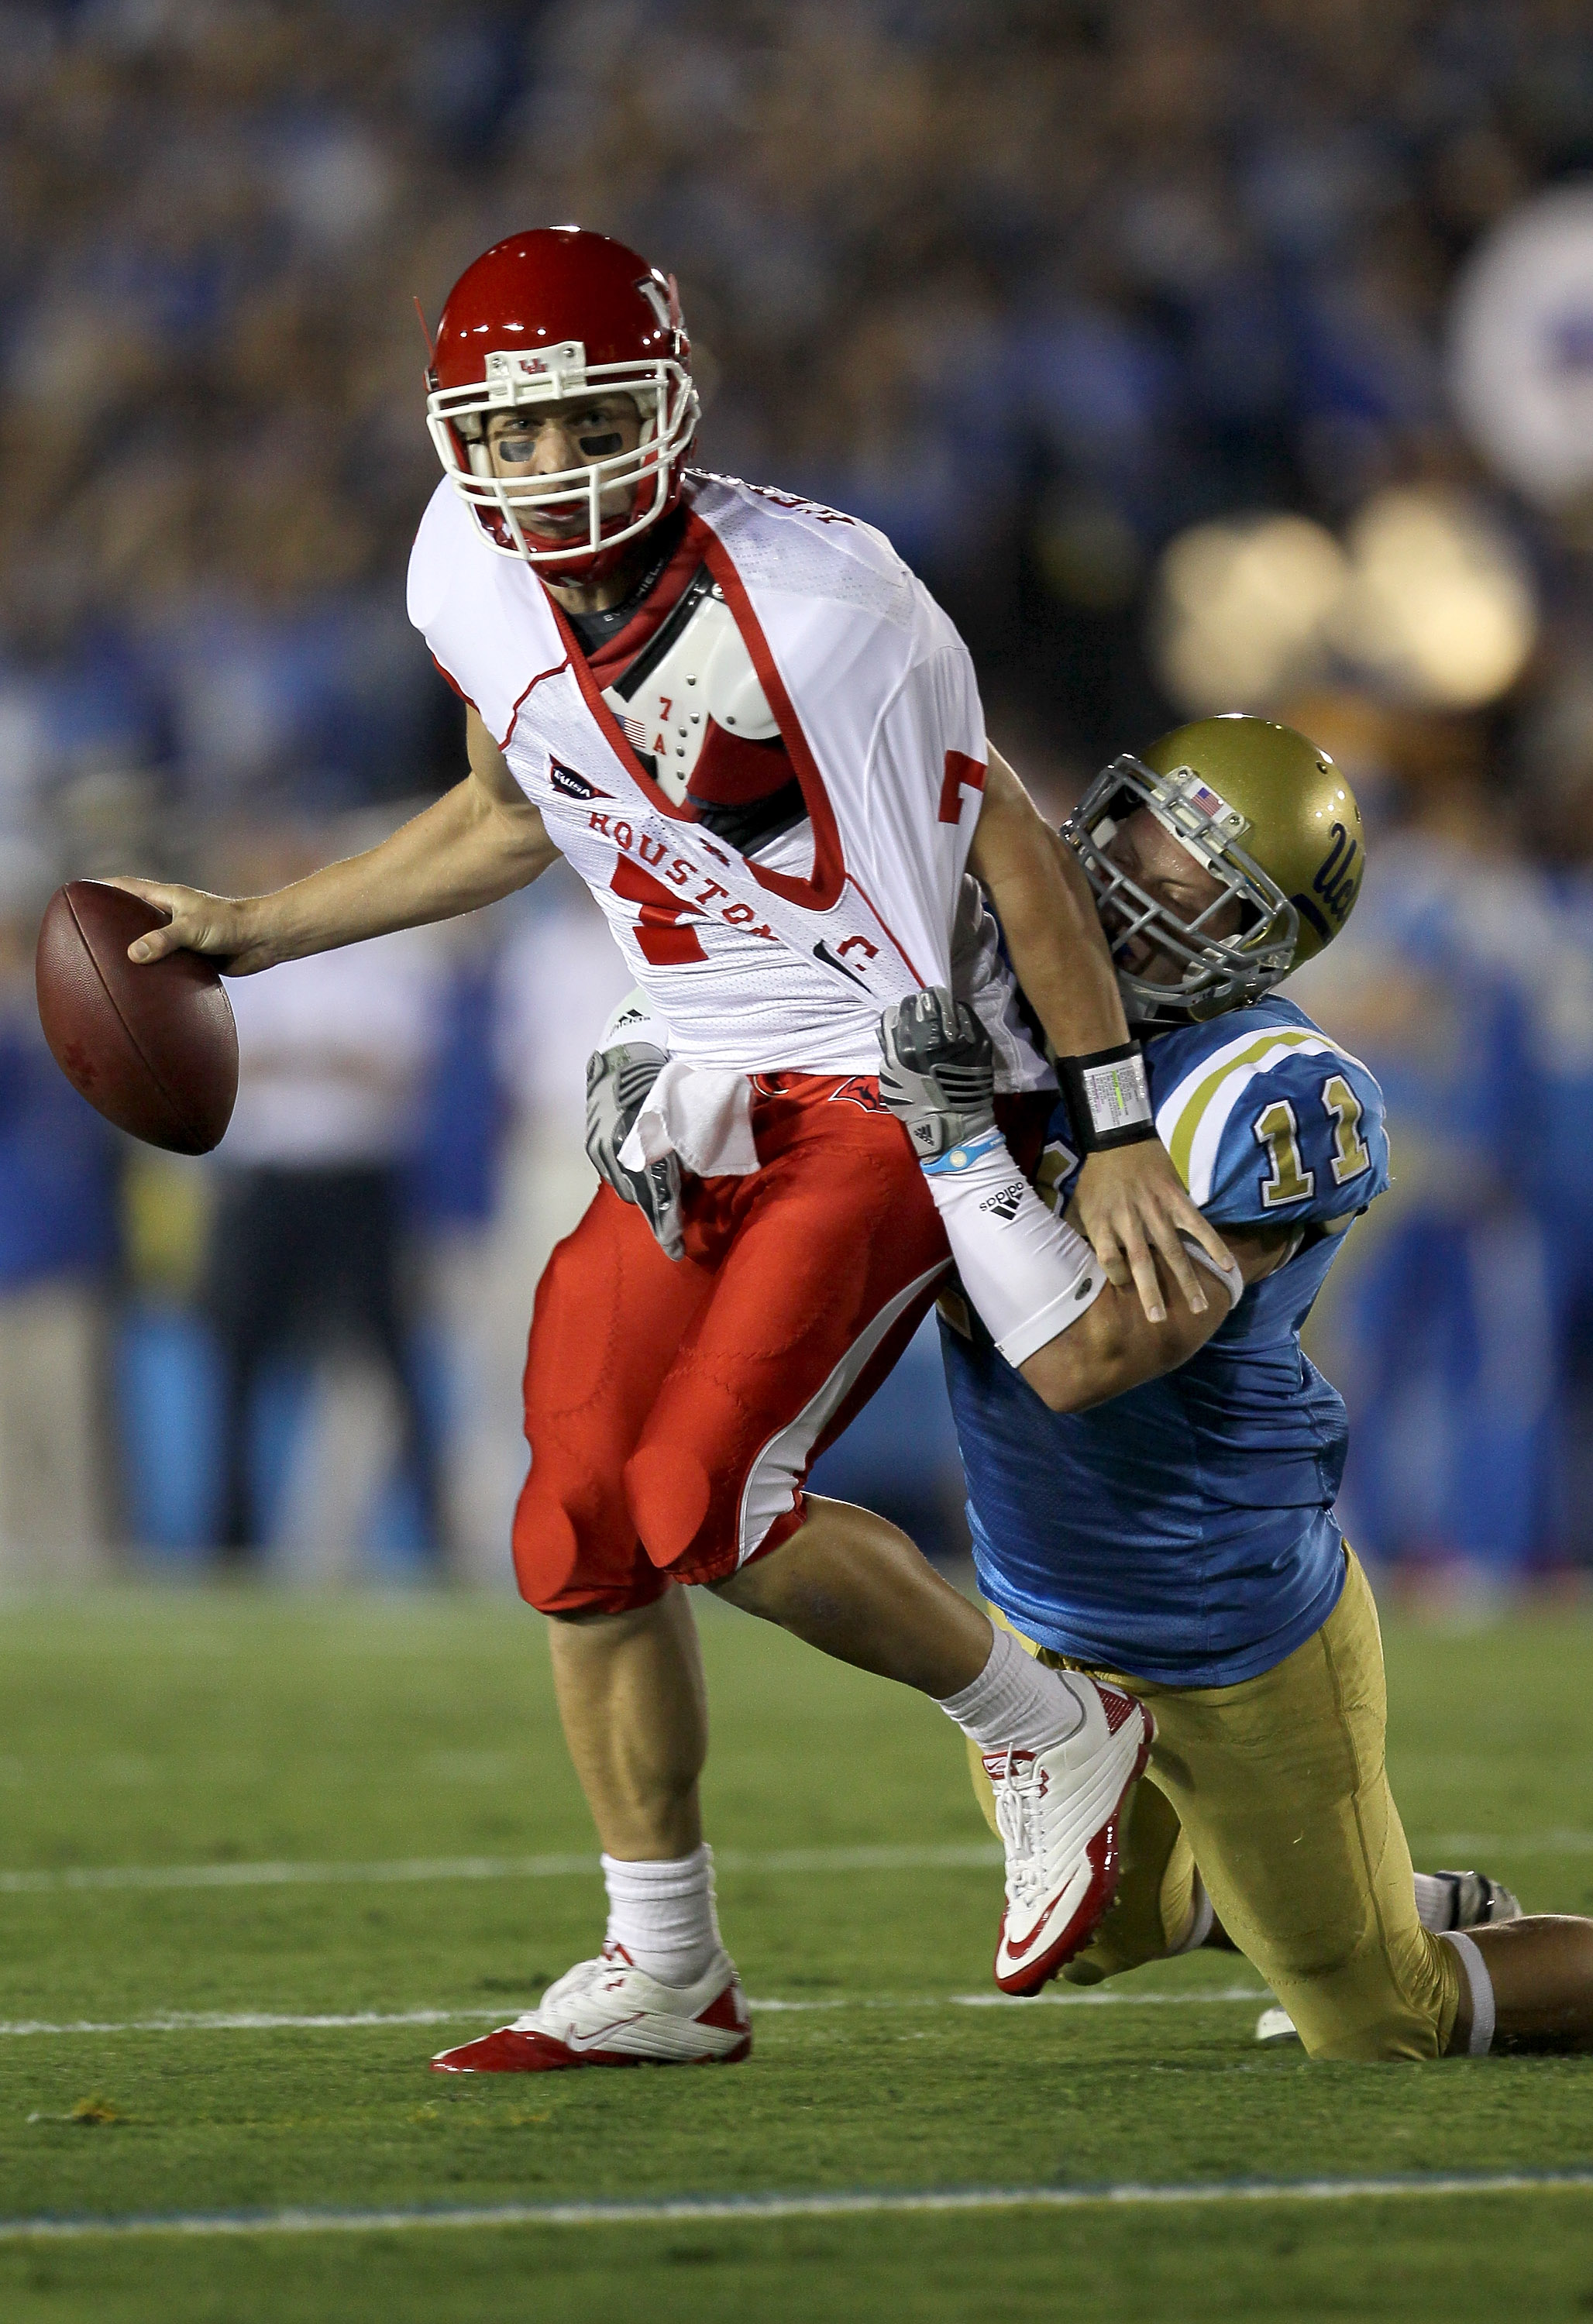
584;1040;686;1260
877;987;997;1162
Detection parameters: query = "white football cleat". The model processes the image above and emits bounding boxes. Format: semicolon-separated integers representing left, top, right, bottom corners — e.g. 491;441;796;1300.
1255;2004;1302;2046
429;1944;752;2072
985;1678;1154;1994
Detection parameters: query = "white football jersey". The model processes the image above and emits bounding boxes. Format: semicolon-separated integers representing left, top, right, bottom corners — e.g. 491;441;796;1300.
602;871;1049;1105
408;471;1047;1086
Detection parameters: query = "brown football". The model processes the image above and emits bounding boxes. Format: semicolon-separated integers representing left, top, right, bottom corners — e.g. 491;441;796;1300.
35;882;238;1154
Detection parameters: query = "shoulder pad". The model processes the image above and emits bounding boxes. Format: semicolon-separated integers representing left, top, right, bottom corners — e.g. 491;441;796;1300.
601;571;778;806
1154;1019;1389;1226
687;473;920;630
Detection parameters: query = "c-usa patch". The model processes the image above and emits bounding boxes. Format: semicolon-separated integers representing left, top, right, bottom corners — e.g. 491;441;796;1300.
549;760;609;801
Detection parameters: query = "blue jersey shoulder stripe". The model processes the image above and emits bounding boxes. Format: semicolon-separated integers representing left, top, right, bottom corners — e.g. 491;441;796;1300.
1154;1022;1378;1205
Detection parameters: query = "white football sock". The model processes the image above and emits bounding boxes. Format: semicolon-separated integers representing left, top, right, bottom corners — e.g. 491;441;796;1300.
935;1620;1085;1753
1413;1872;1452;1931
601;1844;723;1986
1441;1929;1495;2055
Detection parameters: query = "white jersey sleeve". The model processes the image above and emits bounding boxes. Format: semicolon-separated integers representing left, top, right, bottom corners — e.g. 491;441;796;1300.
950;875;1058;1098
848;643;986;968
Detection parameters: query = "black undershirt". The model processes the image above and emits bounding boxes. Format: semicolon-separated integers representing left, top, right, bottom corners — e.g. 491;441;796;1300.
561;515;686;656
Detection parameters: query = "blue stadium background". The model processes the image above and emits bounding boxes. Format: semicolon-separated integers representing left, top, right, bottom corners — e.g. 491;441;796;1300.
2;0;1592;1600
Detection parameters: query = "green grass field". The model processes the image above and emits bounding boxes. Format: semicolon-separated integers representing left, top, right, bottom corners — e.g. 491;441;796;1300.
1;1585;1591;2322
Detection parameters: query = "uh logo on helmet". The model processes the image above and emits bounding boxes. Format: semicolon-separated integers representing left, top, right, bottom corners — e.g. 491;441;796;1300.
1065;713;1368;1027
425;226;700;578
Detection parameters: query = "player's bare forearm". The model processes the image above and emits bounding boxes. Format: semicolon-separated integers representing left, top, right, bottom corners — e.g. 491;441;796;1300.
968;749;1128;1057
971;744;1233;1317
232;773;555;970
110;710;558;975
1019;1218;1295;1412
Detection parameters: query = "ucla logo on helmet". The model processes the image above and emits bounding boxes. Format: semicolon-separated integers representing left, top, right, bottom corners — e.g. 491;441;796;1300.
1289;823;1362;943
1313;823;1361;924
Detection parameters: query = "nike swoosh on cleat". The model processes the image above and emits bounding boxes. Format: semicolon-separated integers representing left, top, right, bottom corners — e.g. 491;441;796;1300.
995;1726;1154;1993
1002;1881;1082;1960
563;2013;646;2051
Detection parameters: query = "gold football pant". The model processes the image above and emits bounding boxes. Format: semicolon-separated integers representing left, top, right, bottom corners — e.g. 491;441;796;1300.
971;1549;1462;2061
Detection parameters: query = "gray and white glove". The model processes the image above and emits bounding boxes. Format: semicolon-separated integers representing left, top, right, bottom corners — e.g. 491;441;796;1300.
877;987;997;1161
584;1040;686;1260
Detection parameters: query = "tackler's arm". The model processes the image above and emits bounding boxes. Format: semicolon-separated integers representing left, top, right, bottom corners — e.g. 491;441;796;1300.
1015;1222;1294;1414
878;988;1285;1412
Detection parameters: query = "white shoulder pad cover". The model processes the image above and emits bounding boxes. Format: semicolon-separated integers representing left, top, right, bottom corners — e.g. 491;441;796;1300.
601;577;778;806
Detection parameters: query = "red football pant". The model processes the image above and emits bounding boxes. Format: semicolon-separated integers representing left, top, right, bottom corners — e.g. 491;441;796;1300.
513;1074;950;1617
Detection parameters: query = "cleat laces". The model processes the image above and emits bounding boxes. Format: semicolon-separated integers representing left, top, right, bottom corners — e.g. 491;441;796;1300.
991;1754;1051;1913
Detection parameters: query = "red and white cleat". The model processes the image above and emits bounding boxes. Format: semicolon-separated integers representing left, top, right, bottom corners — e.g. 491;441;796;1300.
428;1944;752;2073
985;1679;1154;1995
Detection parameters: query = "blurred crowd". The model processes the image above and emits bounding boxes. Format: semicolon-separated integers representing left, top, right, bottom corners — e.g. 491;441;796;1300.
2;0;1593;1594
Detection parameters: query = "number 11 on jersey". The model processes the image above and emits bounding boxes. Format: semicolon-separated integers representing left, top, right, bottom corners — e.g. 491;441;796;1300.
1253;1072;1371;1208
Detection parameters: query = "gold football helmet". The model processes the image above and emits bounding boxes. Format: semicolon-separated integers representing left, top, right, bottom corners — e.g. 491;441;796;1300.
1063;713;1366;1026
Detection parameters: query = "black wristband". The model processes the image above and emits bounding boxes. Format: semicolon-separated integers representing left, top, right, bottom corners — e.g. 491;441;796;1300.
1057;1040;1157;1152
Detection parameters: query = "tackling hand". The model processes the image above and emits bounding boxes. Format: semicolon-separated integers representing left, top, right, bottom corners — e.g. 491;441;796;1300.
584;1041;686;1261
1072;1141;1234;1325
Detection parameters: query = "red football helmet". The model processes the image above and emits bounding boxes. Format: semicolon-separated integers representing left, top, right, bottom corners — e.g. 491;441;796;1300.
425;226;699;576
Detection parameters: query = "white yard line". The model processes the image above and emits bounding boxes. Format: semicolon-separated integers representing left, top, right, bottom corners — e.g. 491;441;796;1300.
5;1829;1592;1899
2;2171;1591;2242
0;2009;504;2037
0;1843;999;1897
1422;1831;1593;1855
0;1987;1269;2038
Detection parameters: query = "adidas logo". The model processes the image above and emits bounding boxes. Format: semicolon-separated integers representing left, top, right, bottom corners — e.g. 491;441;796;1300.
979;1181;1027;1222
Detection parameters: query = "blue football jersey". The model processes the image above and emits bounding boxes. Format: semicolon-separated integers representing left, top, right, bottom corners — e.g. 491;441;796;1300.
942;993;1391;1686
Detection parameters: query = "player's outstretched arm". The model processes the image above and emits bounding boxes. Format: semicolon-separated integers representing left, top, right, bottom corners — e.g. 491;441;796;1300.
109;708;559;975
968;747;1233;1322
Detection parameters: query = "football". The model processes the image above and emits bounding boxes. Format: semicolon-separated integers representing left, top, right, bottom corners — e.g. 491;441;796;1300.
35;880;239;1154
